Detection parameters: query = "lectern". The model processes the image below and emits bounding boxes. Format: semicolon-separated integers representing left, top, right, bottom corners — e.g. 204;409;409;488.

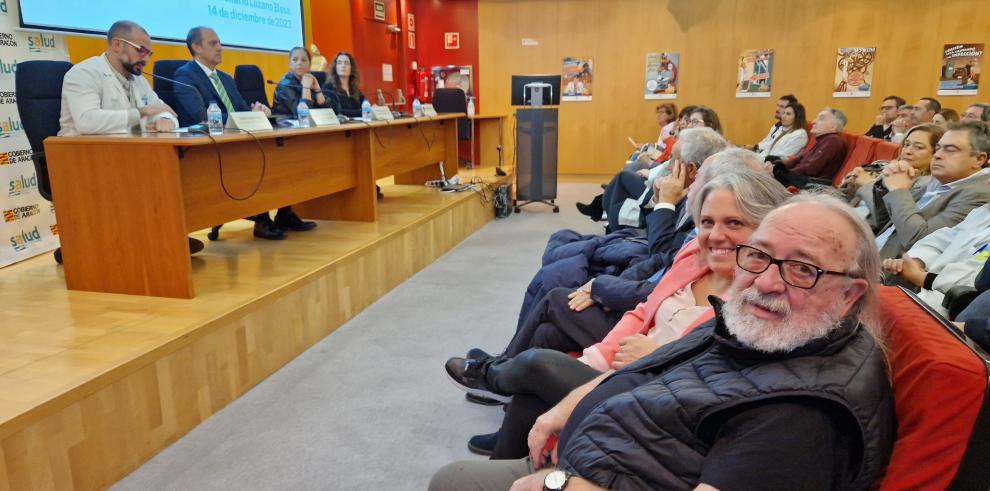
514;81;559;213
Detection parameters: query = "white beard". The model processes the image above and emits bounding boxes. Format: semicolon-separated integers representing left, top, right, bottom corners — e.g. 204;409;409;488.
722;287;843;353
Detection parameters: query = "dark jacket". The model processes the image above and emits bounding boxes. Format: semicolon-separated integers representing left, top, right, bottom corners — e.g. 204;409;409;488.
322;82;366;118
865;123;892;141
172;60;250;127
558;299;896;491
271;71;333;118
785;132;847;180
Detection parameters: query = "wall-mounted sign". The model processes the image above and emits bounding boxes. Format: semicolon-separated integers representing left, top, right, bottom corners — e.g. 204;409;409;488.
407;13;416;32
373;0;386;21
408;31;416;50
444;32;460;50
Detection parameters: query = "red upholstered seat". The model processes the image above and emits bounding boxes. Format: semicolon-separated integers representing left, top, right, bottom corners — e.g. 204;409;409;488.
873;140;901;161
832;135;880;186
877;286;990;490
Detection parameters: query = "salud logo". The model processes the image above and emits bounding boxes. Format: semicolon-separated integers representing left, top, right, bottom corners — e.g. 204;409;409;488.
9;226;41;252
8;173;37;197
27;33;56;52
0;58;16;79
0;116;23;138
0;0;7;15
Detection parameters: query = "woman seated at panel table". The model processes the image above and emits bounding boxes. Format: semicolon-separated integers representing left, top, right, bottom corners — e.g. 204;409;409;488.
322;51;367;118
272;46;333;118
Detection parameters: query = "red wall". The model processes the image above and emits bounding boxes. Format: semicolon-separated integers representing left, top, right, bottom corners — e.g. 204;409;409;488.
408;0;480;110
311;0;355;58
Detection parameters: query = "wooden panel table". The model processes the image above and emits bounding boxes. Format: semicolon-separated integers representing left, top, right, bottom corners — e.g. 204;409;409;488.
43;114;460;299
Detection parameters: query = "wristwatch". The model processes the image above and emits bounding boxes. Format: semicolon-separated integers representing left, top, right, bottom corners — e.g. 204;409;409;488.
543;469;572;490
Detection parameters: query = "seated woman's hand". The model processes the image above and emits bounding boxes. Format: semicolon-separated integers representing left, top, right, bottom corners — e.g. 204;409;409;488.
611;334;660;370
300;73;320;91
567;281;596;312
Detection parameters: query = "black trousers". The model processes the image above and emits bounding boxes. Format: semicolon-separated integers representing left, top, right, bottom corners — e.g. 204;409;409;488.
484;349;600;459
603;170;647;232
504;287;624;357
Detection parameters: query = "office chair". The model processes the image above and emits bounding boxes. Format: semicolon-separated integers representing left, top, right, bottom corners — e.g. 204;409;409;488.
15;60;73;264
151;59;187;110
234;64;270;108
432;88;472;166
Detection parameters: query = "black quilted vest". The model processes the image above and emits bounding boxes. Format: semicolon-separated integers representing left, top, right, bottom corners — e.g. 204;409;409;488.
558;299;896;491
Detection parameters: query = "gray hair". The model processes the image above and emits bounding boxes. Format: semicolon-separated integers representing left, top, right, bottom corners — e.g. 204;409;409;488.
947;121;990;162
107;20;147;44
699;148;764;182
186;26;216;56
825;107;847;132
677;127;729;166
690;169;791;232
969;103;990;123
779;191;881;335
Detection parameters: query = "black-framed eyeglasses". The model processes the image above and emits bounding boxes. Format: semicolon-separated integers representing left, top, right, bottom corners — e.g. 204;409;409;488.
115;37;153;57
735;244;851;289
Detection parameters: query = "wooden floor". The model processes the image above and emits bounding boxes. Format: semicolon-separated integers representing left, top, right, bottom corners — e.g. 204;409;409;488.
0;173;502;490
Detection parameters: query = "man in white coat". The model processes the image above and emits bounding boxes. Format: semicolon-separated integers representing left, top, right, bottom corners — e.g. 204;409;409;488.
58;20;202;253
59;20;177;136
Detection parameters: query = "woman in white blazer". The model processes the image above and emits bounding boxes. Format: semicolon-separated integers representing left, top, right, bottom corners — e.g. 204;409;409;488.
757;102;808;160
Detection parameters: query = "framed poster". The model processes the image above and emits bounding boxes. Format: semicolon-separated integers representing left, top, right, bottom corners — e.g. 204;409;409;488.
736;48;773;98
833;47;875;98
644;52;679;100
562;57;593;101
938;43;982;96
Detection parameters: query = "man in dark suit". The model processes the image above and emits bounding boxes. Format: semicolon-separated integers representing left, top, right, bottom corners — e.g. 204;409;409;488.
173;26;314;240
865;95;905;141
873;121;990;259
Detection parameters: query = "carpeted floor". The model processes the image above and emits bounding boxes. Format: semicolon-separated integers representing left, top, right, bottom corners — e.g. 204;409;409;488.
110;183;605;491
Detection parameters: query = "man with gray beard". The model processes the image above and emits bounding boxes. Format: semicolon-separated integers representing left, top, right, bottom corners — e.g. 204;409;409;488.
431;194;895;491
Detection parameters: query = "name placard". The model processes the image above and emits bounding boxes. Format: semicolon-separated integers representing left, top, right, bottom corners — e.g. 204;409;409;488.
308;108;340;127
421;104;438;117
226;111;273;132
370;105;394;121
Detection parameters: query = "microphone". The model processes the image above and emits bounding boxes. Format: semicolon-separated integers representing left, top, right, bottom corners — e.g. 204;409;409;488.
377;88;410;118
144;71;208;132
375;88;387;106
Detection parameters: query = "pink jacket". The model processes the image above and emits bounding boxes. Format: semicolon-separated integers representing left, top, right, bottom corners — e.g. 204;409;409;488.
581;239;715;371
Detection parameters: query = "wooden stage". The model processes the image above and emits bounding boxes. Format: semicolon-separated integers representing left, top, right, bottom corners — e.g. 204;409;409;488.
0;174;502;490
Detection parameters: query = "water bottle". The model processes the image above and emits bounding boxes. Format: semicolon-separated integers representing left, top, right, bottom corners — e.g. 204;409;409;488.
206;101;223;135
361;99;373;120
467;96;475;117
297;100;310;128
412;98;423;117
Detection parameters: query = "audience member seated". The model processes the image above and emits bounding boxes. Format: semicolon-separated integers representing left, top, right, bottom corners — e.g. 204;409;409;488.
271;46;332;118
771;107;848;187
753;94;797;151
881;201;990;314
841;124;942;225
322;51;366;118
443;170;790;458
932;107;960;130
455;149;766;408
622;102;679;173
962;103;990;123
756;101;808;160
865;95;906;141
911;97;941;126
174;27;314;241
890;104;914;143
597;121;727;232
431;193;894;491
873;121;990;259
958;261;990;349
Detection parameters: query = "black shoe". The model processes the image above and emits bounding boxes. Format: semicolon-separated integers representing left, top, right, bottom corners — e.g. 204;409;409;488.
274;209;317;232
444;357;512;404
576;194;603;222
466;348;491;360
465;393;505;406
188;237;205;254
467;432;498;456
376;184;384;202
254;215;287;240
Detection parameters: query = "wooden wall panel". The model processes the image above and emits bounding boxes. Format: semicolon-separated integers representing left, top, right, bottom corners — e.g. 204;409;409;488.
478;0;990;174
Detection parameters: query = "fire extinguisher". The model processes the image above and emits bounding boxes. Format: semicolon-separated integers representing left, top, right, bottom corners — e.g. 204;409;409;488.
416;66;432;102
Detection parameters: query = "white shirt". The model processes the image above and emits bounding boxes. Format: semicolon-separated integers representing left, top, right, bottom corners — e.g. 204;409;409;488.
59;54;177;136
755;123;783;153
909;204;990;313
758;128;808;159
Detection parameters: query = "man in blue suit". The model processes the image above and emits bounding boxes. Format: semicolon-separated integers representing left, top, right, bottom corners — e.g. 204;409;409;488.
174;26;315;240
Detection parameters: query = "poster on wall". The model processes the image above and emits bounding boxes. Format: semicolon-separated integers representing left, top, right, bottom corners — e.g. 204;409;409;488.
0;2;68;268
938;43;982;96
833;47;875;98
735;48;773;98
644;52;678;100
562;57;593;101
